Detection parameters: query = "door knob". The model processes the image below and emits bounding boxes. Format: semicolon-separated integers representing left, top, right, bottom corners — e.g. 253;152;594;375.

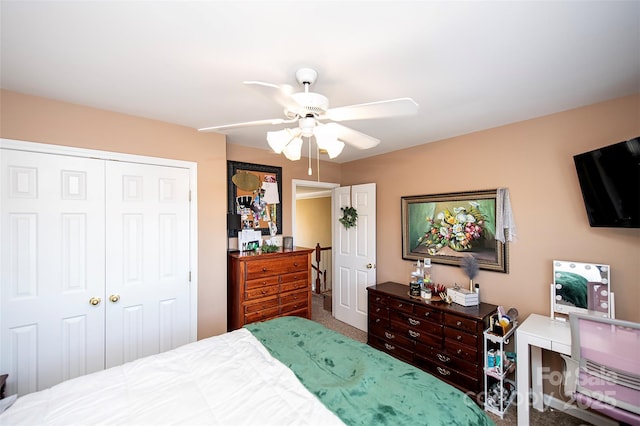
367;263;376;269
89;297;101;306
109;294;120;303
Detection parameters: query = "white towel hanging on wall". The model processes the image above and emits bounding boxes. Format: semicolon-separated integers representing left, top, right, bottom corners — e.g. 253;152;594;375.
496;188;517;243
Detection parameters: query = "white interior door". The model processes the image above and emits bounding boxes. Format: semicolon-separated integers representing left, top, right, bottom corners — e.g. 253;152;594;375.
332;183;376;331
1;149;106;396
104;161;191;367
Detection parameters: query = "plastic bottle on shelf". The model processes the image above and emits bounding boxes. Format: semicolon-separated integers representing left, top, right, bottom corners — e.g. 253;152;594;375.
423;258;432;284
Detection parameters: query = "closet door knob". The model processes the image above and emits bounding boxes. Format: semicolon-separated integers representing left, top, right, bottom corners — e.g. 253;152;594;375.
89;297;101;306
109;294;120;303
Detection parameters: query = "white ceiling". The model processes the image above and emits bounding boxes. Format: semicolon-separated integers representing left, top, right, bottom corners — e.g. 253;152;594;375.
1;1;638;163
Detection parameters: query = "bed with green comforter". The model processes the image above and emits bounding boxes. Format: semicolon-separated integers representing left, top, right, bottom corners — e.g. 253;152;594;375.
246;316;494;426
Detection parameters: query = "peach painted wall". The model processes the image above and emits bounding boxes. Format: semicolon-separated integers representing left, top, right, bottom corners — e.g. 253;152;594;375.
0;89;228;339
342;94;640;322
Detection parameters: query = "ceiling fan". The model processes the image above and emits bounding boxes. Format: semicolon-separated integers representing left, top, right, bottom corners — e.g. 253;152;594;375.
198;68;419;160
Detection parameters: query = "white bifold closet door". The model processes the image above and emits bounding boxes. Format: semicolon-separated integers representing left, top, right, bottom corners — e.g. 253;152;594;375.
104;160;191;368
1;148;192;396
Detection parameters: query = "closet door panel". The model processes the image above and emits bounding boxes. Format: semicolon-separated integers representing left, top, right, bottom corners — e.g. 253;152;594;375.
105;161;191;367
1;150;106;396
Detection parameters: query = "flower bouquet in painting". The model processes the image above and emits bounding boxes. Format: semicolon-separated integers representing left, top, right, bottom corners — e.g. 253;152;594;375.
416;202;491;255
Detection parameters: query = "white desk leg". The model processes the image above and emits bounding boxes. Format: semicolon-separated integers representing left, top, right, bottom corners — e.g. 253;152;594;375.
530;345;544;411
516;335;530;426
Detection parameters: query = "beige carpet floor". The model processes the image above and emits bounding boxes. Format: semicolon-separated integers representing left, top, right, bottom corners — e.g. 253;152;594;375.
310;294;594;426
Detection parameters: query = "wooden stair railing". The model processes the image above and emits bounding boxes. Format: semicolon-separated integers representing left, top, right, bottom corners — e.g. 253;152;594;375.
312;243;332;294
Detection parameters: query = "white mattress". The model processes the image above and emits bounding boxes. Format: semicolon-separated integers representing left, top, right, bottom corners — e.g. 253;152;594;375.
0;328;344;425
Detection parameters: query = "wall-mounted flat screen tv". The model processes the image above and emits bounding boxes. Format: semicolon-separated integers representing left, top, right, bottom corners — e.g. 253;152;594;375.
573;137;639;228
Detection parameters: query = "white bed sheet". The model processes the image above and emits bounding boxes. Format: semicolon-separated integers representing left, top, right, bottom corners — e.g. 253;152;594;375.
0;328;344;426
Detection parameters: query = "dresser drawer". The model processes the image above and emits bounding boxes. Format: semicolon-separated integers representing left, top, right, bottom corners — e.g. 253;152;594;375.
244;306;280;324
280;278;308;293
391;319;442;348
369;314;388;329
388;297;414;314
430;349;479;377
369;293;389;306
280;271;308;285
444;313;480;334
369;302;388;319
446;339;479;361
444;326;477;347
244;297;278;314
245;284;279;300
390;310;443;335
414;304;443;323
379;327;415;349
281;306;309;318
369;335;414;363
246;275;280;289
424;362;480;393
280;288;307;308
245;255;308;280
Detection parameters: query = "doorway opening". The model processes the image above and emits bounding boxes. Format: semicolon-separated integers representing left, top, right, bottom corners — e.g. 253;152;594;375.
292;180;338;310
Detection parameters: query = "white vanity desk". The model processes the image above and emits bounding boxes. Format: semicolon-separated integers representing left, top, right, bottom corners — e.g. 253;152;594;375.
516;313;571;425
516;312;617;426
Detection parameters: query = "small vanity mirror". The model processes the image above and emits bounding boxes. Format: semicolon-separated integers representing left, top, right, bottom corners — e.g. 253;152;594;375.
552;260;611;318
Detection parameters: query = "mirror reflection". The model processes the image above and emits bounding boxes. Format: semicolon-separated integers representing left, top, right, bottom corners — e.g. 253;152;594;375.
553;260;610;317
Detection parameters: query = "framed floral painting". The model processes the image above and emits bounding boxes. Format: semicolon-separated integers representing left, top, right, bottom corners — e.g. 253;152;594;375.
401;189;508;273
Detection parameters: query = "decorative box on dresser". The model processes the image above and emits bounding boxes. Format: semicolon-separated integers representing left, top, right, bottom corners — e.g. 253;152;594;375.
227;247;314;331
367;281;497;400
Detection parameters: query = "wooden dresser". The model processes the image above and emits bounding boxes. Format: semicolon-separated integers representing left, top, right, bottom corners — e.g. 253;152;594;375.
367;281;497;399
227;247;313;331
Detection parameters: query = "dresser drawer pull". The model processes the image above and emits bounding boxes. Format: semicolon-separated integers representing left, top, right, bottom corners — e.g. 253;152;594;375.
437;367;451;376
408;330;420;338
262;267;268;272
385;331;395;339
423;312;430;317
436;353;450;363
457;349;463;355
261;289;268;294
456;320;463;326
293;262;299;267
375;318;381;324
384;343;395;351
375;307;381;313
408;318;420;326
398;303;403;308
376;297;382;302
456;335;462;340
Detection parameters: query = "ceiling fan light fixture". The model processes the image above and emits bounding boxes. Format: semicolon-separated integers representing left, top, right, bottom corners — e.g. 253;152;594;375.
298;117;316;138
314;123;344;159
325;140;345;159
283;136;303;161
267;128;299;153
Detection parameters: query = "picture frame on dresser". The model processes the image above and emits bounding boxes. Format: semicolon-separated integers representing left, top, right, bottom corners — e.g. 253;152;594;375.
401;189;508;273
227;161;282;237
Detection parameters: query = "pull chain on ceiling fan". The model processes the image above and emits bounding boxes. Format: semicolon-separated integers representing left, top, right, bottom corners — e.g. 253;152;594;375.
198;68;419;164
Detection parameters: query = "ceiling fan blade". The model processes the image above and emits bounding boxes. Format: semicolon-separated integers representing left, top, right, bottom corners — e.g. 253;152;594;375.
198;117;297;132
329;123;380;150
243;81;298;110
322;97;418;122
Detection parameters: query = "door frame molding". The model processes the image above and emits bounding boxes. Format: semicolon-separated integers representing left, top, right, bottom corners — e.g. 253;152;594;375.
1;138;199;340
